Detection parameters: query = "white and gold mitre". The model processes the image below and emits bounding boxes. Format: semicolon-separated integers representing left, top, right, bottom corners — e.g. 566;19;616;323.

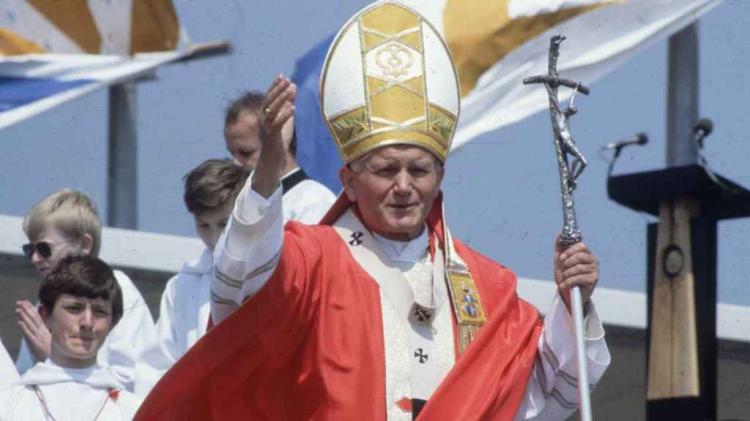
320;1;460;163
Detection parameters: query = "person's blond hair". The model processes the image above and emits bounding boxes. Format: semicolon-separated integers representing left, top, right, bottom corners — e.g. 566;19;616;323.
23;189;102;257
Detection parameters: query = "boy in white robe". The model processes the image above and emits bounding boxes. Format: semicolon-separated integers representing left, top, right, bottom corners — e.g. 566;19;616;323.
0;338;19;389
134;159;249;397
15;189;156;392
1;255;142;420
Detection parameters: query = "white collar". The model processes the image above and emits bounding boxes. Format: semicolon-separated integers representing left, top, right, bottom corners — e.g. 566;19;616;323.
281;167;301;180
181;248;213;274
372;225;428;263
19;360;124;390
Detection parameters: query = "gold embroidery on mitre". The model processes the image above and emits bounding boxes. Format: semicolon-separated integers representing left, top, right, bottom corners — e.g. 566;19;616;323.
329;107;369;150
370;83;424;124
322;1;459;163
342;129;448;163
360;3;419;36
428;104;457;146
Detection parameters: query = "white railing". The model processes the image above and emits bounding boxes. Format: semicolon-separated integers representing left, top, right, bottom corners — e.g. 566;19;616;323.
1;213;747;342
0;214;203;273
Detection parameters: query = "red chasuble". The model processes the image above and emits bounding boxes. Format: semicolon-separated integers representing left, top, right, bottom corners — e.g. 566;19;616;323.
136;196;542;420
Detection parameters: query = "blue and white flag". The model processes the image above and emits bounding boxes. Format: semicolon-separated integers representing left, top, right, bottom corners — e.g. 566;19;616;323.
0;0;186;129
291;35;342;192
293;0;722;187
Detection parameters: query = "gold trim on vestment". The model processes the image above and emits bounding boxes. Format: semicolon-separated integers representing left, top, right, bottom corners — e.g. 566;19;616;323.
441;205;486;354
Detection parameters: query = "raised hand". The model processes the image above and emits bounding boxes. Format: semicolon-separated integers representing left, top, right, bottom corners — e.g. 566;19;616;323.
252;75;297;198
16;300;51;362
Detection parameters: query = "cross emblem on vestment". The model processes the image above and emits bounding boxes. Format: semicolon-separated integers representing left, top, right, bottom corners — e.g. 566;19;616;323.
349;231;364;246
413;306;432;323
414;348;428;364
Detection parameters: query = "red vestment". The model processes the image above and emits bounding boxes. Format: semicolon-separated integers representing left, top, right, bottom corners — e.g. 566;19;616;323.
136;197;543;420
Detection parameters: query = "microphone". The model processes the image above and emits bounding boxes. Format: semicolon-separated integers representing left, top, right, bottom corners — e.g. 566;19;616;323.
693;118;713;148
602;133;648;150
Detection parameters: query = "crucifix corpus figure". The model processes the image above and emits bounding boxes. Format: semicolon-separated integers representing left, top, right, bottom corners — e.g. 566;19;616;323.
524;35;595;421
524;34;589;247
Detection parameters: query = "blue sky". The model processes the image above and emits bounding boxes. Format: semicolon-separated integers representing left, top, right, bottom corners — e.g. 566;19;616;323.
0;0;748;305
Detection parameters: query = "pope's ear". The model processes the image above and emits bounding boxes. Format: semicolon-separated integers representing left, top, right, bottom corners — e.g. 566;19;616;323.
339;166;357;201
436;161;445;184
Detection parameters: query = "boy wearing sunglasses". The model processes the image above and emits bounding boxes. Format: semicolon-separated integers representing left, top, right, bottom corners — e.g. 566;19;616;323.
134;159;249;396
1;255;142;420
15;189;156;392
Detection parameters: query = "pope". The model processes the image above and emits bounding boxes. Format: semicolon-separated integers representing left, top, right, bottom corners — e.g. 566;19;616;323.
137;2;610;420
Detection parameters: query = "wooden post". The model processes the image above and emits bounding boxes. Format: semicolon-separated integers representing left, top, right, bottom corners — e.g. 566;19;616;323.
645;22;717;420
647;197;700;399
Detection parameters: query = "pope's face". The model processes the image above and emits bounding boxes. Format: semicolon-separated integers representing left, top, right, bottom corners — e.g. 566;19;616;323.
44;294;113;368
341;145;444;241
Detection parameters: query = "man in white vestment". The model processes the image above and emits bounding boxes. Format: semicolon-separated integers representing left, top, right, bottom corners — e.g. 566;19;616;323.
15;189;156;392
134;160;249;397
224;91;336;223
1;256;142;420
137;3;611;419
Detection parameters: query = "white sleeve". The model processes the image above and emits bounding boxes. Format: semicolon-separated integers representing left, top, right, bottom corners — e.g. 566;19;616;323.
211;176;284;324
516;295;611;420
13;339;34;376
100;271;157;393
283;180;336;225
0;339;18;388
134;275;181;397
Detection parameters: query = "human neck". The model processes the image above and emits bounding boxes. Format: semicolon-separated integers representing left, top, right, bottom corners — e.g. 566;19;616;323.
49;349;97;369
372;225;425;242
281;155;299;176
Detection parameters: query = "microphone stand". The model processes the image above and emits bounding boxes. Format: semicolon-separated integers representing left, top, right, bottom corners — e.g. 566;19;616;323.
523;35;592;421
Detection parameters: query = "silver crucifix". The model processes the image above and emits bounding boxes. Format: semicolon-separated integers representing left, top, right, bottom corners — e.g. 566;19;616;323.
523;35;589;247
523;35;594;421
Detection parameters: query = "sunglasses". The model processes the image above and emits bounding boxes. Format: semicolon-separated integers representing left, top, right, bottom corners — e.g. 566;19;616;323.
21;240;71;260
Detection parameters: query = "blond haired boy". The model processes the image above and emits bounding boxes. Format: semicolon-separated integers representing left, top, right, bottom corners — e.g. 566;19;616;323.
16;189;156;392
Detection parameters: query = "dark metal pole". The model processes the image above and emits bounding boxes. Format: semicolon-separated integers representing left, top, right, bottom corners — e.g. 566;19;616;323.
107;82;138;229
666;24;699;167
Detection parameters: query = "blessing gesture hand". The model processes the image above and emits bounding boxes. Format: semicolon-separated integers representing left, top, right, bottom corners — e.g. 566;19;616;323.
252;75;297;198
